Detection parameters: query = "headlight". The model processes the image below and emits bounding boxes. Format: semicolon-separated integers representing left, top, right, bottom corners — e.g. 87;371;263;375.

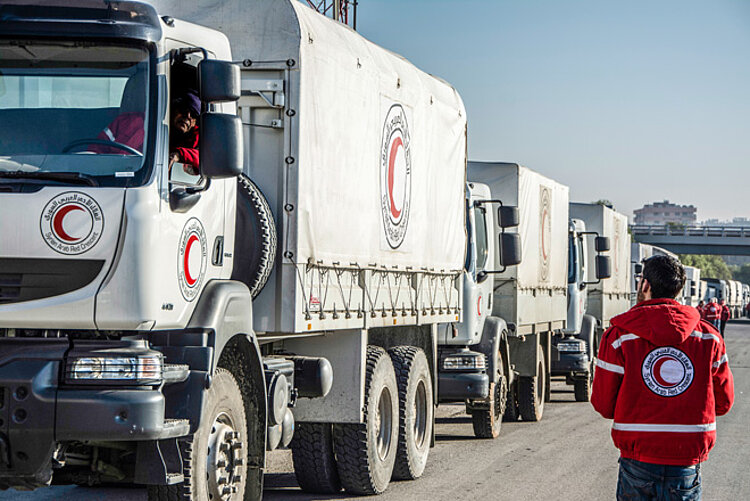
557;342;584;353
66;355;163;384
442;352;486;371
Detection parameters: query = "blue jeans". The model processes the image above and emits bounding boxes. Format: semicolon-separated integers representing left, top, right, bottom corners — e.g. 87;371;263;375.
617;458;701;501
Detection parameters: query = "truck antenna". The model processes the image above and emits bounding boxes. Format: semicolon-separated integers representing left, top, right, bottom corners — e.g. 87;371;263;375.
306;0;358;30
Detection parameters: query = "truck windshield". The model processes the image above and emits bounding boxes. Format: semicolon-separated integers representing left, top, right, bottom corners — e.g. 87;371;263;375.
0;41;152;186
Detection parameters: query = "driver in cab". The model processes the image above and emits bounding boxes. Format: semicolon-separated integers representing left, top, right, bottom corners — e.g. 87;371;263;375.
168;90;201;176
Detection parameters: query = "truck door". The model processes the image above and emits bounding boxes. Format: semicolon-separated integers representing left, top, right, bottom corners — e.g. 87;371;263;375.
158;40;228;322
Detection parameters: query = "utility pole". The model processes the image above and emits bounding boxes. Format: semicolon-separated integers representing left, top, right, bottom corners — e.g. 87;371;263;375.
306;0;358;30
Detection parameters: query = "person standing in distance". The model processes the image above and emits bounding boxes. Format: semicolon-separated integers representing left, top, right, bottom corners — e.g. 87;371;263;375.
719;299;730;338
591;255;734;501
703;298;721;330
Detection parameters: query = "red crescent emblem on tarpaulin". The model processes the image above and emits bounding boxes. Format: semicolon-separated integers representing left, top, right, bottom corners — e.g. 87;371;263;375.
388;136;404;219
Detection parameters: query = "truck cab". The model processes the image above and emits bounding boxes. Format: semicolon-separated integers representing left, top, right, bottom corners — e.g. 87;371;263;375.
437;181;521;438
551;218;610;401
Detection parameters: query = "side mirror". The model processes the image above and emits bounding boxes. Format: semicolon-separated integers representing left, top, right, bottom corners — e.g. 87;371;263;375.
499;233;522;267
595;236;610;252
634;263;643;275
199;113;243;179
498;206;519;229
199;60;241;102
596;255;612;280
690;285;697;296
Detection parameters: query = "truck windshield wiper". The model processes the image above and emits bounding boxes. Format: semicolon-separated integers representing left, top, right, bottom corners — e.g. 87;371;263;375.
0;170;99;187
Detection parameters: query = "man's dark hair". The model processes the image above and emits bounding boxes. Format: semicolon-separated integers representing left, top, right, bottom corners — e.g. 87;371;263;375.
642;255;686;299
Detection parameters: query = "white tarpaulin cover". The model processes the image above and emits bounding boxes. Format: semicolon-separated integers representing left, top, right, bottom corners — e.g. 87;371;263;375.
148;0;467;272
570;203;631;295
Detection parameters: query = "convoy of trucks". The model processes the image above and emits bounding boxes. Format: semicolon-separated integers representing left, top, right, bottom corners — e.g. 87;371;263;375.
0;1;748;500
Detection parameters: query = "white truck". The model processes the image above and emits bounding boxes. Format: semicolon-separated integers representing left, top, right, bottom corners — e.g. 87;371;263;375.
450;162;569;426
683;266;702;307
630;243;677;306
0;0;469;498
551;203;623;401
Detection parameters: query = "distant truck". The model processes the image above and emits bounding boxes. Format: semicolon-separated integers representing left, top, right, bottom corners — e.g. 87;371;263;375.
552;203;630;401
441;162;569;432
630;243;677;306
0;0;470;498
683;266;702;307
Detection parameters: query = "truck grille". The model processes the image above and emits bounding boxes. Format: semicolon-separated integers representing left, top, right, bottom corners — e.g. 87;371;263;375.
0;258;104;305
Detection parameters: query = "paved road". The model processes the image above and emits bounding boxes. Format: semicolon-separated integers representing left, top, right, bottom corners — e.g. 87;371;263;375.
3;321;749;500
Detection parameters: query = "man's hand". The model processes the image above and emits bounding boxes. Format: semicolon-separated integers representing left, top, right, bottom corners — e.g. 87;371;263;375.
168;152;180;171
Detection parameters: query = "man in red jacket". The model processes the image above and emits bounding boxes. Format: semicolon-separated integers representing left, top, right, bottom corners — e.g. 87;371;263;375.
169;90;201;175
703;298;721;330
719;299;730;337
696;300;705;321
592;255;734;501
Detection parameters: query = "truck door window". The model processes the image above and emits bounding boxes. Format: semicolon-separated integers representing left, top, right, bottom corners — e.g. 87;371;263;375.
568;234;576;283
168;48;203;185
576;235;585;282
473;207;489;273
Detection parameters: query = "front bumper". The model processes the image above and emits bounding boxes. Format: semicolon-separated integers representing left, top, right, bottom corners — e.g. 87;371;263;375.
551;350;590;376
438;371;489;402
0;338;187;490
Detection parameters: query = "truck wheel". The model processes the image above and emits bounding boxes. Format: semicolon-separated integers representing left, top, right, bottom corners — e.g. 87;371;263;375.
290;423;341;493
502;382;520;422
231;174;277;299
471;355;507;438
147;368;248;501
333;346;399;495
574;375;592;402
388;346;433;480
518;345;546;422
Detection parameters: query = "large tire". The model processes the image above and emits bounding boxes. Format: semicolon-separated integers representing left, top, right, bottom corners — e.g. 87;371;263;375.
147;369;248;501
574;375;592;402
502;381;520;422
231;174;277;298
333;346;399;495
471;351;507;439
290;423;341;494
388;346;433;480
518;345;546;422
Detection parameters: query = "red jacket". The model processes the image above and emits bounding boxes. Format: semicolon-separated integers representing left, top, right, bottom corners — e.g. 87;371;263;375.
591;298;734;466
720;304;730;321
90;112;144;154
704;302;721;320
172;126;200;169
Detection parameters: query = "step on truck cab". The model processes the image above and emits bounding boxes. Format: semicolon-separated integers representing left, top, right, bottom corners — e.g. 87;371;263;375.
0;0;468;498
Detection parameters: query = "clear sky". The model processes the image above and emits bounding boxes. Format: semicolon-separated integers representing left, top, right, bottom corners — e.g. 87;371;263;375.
354;0;750;222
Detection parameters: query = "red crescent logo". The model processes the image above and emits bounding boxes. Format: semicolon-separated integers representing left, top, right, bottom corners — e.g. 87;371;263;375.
183;234;200;286
477;295;482;316
52;204;85;242
652;356;681;388
388;136;404;219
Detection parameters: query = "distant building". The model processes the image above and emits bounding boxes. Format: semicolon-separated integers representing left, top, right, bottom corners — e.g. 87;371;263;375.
633;200;697;225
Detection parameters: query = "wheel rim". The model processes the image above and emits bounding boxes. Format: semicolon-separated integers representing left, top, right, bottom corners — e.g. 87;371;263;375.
374;387;393;461
412;380;428;449
206;412;243;501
